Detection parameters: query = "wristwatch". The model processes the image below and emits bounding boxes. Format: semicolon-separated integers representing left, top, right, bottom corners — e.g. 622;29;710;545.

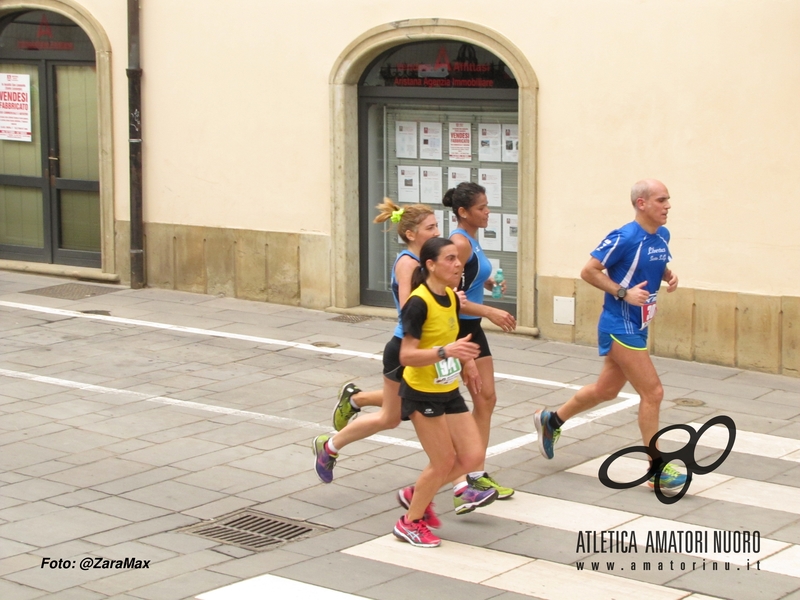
616;287;628;300
437;346;447;360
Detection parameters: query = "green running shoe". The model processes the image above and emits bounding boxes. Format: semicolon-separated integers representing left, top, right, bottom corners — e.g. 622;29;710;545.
332;382;361;431
648;462;687;496
472;473;515;499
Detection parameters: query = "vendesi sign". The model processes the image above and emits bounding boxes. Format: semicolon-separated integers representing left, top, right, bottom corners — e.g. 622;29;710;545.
0;73;32;142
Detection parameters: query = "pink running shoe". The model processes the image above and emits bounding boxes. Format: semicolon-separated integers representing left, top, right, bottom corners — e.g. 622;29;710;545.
393;515;441;548
397;486;441;528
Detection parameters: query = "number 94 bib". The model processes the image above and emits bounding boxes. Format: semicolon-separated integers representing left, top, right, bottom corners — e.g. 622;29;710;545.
434;357;462;385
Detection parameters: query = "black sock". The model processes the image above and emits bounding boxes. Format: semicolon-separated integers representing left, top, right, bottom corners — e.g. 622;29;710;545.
650;455;664;474
549;411;564;430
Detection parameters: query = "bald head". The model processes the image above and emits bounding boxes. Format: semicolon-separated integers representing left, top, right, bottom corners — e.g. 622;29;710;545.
630;179;665;207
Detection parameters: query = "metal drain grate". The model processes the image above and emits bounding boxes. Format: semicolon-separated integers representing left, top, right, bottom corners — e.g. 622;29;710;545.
23;283;120;300
329;314;371;323
179;510;327;551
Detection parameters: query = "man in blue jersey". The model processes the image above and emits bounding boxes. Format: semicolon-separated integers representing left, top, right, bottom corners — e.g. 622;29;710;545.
534;179;686;494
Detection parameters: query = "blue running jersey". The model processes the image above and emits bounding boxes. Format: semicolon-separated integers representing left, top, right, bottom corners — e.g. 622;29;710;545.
590;221;672;335
391;249;419;338
450;228;493;321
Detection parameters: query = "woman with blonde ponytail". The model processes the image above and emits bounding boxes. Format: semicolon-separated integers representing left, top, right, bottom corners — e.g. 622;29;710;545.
313;199;439;484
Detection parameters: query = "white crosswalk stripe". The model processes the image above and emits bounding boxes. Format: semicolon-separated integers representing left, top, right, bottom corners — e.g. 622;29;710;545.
567;455;800;518
196;573;363;599
660;423;800;462
343;535;698;600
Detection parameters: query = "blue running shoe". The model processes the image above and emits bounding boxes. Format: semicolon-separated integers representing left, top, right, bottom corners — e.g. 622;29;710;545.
534;408;560;460
648;462;687;496
454;478;498;515
312;435;336;483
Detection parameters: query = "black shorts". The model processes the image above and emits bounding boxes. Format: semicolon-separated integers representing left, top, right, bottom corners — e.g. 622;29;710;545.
382;336;404;383
457;318;491;359
399;382;469;420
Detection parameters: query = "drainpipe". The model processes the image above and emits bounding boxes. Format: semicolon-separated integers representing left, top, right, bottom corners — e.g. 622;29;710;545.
127;0;145;288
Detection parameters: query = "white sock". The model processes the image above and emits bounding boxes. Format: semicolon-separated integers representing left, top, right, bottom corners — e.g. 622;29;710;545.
349;397;360;410
453;482;468;494
326;438;339;455
469;471;485;480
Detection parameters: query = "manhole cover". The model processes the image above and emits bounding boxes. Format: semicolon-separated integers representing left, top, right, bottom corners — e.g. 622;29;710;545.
311;341;340;348
179;510;328;552
329;314;371;323
674;398;705;407
23;283;120;300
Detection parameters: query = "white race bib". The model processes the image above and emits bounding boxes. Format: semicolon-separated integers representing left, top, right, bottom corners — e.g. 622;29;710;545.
433;357;462;385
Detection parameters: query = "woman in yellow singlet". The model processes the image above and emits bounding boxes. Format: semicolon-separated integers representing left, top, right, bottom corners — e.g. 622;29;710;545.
392;237;498;548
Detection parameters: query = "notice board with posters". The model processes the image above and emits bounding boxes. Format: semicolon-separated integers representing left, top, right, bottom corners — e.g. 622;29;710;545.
371;106;519;313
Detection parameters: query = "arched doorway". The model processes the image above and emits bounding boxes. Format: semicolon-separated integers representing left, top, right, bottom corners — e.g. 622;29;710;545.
0;7;108;270
359;40;519;315
329;19;539;329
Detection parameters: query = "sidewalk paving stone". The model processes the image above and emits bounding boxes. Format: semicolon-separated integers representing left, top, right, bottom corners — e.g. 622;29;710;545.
0;271;798;600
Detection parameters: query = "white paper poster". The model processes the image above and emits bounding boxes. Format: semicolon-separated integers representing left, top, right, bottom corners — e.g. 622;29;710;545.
420;167;443;204
448;167;471;190
478;123;502;162
479;213;502;252
434;209;445;237
419;122;443;160
449;122;472;161
484;258;501;296
502;124;519;163
397;165;420;204
503;213;518;253
0;73;32;142
479;168;502;207
447;210;459;236
395;121;417;159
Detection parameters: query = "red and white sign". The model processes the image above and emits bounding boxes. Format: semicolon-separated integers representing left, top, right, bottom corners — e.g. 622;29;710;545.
448;122;472;161
0;73;32;142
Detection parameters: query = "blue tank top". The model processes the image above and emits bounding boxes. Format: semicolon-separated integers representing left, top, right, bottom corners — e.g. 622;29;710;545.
590;221;671;335
450;228;492;320
391;249;419;338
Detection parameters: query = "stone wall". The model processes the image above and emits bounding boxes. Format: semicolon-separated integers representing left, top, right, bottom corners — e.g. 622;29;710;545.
536;276;799;377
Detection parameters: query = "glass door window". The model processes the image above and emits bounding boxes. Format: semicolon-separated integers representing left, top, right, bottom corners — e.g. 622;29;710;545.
54;64;100;254
0;62;43;250
362;103;519;313
0;11;99;266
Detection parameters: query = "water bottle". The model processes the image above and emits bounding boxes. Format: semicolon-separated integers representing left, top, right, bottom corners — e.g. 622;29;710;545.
492;268;504;299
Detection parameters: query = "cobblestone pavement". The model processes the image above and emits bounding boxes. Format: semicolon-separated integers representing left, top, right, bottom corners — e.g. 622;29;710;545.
0;271;798;600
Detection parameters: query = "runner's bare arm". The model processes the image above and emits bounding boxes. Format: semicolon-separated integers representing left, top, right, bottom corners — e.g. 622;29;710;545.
399;334;479;367
662;267;679;293
581;257;649;306
395;254;420;307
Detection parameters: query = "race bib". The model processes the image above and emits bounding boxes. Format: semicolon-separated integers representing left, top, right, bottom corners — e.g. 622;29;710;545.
434;357;462;385
640;293;658;330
